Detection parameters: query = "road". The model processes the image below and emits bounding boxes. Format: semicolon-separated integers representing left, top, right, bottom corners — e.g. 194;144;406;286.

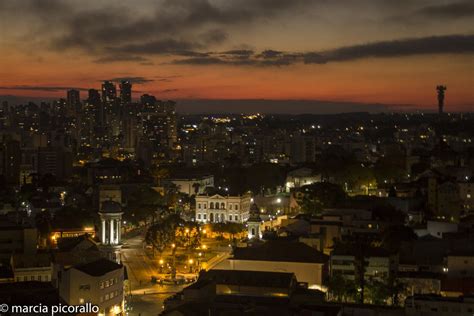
120;234;233;315
120;235;184;316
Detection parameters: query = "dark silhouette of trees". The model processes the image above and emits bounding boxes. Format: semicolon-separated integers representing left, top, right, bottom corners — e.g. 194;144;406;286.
299;182;347;215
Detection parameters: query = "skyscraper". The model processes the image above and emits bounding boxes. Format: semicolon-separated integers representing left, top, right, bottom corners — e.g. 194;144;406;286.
437;85;447;115
86;88;104;126
120;81;132;105
0;138;21;185
66;89;80;111
101;81;117;104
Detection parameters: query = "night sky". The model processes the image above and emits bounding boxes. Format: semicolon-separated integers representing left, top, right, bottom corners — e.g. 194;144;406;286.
0;0;473;112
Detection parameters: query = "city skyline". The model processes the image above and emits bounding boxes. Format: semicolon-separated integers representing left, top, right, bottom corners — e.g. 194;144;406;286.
0;0;473;112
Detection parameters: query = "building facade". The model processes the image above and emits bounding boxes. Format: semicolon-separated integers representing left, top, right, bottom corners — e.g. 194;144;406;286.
195;193;252;223
58;258;124;315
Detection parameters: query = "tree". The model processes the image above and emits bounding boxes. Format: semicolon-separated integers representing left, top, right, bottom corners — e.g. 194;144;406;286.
387;276;406;306
373;156;405;184
35;210;53;247
192;182;200;195
151;167;170;186
327;274;358;303
299;194;323;216
145;214;201;279
381;225;417;253
370;203;406;225
327;274;347;302
298;182;347;215
334;234;374;303
366;278;390;305
366;276;406;306
210;222;245;243
126;185;165;225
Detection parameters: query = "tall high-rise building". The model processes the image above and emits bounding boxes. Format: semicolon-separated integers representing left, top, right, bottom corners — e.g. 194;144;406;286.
101;81;117;104
66;89;81;111
120;81;132;105
140;94;156;108
437;85;447;114
141;100;177;152
0;138;21;185
88;89;101;105
87;89;103;125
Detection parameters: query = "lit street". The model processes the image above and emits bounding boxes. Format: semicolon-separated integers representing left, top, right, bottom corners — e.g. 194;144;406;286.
121;234;184;315
120;232;233;315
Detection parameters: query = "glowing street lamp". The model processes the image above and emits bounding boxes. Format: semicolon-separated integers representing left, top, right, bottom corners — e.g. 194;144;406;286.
159;259;164;273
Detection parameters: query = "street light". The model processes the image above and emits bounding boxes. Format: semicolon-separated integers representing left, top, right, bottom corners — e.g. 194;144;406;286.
159;259;164;273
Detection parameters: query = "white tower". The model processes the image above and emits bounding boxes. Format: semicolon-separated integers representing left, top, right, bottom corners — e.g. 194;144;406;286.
247;203;262;239
99;200;123;246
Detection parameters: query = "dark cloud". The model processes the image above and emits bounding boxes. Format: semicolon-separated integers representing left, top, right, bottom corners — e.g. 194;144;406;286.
200;29;228;44
315;34;474;63
0;85;89;92
174;51;211;57
173;57;229;65
108;39;200;55
93;55;151;64
221;50;254;56
162;89;180;93
414;1;474;19
171;34;474;66
106;77;154;84
154;75;183;82
258;50;283;59
1;0;310;61
3;0;473;67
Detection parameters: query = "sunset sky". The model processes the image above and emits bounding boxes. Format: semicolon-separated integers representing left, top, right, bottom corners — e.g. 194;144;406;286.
0;0;473;112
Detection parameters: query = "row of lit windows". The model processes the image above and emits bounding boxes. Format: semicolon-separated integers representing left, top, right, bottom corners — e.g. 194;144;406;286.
197;202;239;210
196;213;239;221
100;277;119;289
99;290;121;303
16;275;50;282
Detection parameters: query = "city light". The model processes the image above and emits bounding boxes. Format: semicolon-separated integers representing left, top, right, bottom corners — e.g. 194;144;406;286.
0;4;472;314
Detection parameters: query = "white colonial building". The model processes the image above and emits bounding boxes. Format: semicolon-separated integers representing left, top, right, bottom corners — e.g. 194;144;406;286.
195;193;252;223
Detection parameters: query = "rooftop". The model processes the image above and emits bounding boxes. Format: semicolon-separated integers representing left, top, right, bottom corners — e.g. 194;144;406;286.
202;269;295;289
74;258;122;277
232;240;328;264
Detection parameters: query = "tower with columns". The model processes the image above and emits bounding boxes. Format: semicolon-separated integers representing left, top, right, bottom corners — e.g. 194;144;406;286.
99;200;123;247
247;203;262;240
